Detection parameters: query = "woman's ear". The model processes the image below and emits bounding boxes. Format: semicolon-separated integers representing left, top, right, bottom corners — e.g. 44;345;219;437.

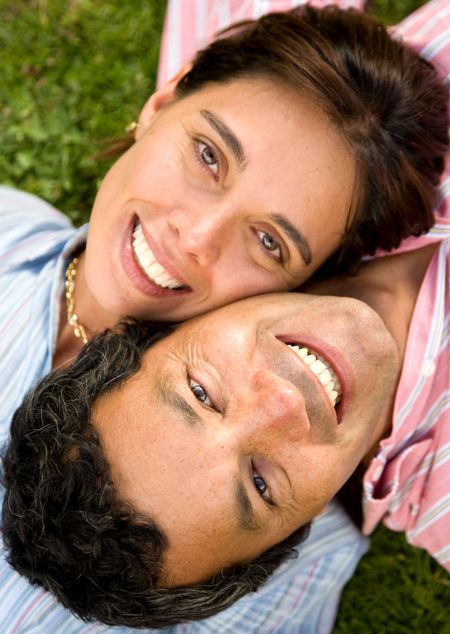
136;63;192;140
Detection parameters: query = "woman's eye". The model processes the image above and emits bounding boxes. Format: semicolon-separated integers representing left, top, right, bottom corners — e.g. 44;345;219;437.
252;469;269;501
197;140;220;177
256;230;282;262
189;379;214;408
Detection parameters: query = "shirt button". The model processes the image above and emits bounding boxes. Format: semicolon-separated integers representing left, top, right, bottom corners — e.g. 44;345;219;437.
421;359;435;377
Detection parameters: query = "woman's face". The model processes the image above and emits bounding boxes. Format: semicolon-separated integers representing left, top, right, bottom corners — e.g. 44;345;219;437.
85;76;355;323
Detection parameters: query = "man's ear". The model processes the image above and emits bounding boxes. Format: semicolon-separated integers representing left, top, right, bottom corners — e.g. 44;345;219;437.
136;63;192;140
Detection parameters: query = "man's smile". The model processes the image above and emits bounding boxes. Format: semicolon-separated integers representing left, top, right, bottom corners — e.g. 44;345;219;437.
285;343;342;408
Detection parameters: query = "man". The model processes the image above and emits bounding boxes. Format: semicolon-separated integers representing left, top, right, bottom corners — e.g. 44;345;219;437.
2;226;449;628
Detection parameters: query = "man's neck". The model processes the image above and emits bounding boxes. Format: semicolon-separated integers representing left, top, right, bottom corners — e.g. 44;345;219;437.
307;243;437;468
307;243;437;361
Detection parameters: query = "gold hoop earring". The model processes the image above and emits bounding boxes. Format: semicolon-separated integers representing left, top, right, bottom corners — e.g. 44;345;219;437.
125;121;138;137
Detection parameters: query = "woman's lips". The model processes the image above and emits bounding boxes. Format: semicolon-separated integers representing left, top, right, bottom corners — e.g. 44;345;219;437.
132;221;186;290
121;217;192;299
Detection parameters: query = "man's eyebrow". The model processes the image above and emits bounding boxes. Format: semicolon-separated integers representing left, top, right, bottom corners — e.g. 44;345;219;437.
235;479;262;532
159;376;262;530
270;213;312;266
200;109;246;169
157;374;202;427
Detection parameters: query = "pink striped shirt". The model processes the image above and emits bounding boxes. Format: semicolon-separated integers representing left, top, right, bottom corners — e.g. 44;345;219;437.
383;0;450;255
158;0;450;572
363;237;450;571
362;0;450;572
157;0;366;88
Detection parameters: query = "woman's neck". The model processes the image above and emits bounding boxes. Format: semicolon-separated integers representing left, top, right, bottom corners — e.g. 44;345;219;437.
53;251;119;369
53;298;85;369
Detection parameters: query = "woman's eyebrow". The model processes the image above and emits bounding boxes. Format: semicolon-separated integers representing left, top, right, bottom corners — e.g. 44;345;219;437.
199;110;312;267
270;213;312;266
200;109;247;170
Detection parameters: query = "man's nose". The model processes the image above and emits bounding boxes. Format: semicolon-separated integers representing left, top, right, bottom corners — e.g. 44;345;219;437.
244;369;310;443
167;206;229;266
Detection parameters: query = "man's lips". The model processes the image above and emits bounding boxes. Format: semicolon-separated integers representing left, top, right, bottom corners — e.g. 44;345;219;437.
286;343;342;407
276;335;348;422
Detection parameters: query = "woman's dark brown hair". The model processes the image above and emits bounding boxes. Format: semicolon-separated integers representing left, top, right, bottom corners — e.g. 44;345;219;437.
174;5;448;274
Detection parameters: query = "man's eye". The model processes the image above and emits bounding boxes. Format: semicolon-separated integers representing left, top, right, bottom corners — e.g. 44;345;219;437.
252;468;269;501
196;140;220;176
256;229;282;262
189;379;214;408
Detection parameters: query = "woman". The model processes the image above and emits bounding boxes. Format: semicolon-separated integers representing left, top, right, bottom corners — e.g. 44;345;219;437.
1;5;447;369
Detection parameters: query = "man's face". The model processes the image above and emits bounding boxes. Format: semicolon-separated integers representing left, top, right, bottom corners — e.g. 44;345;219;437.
85;76;355;323
93;293;399;585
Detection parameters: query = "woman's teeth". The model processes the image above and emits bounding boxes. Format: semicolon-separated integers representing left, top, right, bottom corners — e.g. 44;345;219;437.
287;344;342;407
132;222;184;290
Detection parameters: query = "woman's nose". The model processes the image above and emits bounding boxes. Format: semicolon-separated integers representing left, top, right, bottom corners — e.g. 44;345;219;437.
244;369;310;443
168;207;227;266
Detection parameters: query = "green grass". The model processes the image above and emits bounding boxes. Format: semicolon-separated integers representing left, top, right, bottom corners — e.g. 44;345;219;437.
0;0;166;225
335;525;450;633
1;0;449;631
369;0;427;23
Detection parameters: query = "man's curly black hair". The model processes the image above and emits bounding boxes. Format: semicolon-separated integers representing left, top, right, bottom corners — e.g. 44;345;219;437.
1;320;310;628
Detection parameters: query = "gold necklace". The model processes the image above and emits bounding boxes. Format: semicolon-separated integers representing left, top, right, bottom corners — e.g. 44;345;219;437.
65;256;89;345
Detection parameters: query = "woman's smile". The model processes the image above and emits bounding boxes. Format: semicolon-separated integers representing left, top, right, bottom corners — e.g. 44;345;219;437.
121;213;192;298
132;221;186;290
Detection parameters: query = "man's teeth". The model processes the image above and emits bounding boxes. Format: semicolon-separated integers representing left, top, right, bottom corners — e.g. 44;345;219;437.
287;344;342;408
132;222;184;289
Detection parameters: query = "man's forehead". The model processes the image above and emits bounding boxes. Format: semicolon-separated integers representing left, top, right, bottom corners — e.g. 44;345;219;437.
180;292;311;326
